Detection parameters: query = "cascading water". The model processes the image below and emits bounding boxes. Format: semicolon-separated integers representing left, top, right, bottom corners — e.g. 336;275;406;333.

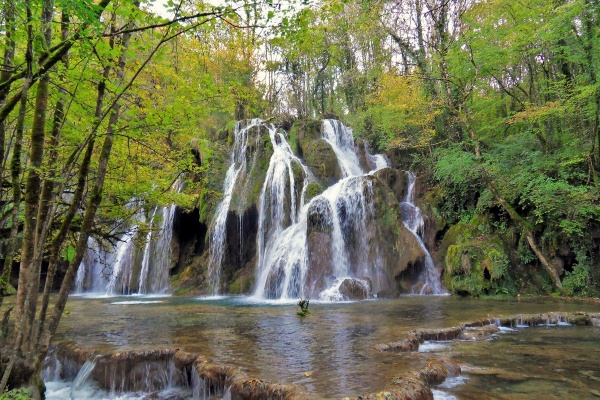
251;119;389;300
138;179;183;294
104;227;138;295
207;119;264;294
74;180;182;295
207;118;443;300
399;172;445;295
70;355;100;399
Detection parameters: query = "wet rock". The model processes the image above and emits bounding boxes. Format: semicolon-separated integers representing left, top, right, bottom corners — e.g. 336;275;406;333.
339;278;371;300
459;325;499;341
367;175;427;296
418;326;463;342
230;378;301;400
372;168;408;203
358;373;433;400
570;312;592;326
438;357;461;377
374;333;421;353
419;360;448;385
303;139;342;185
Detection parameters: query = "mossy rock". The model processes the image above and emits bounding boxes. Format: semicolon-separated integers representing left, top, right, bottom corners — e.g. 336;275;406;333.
170;255;207;295
288;118;322;157
228;270;254;294
418;184;448;237
302;139;341;186
304;182;323;203
443;220;514;296
372;168;408;203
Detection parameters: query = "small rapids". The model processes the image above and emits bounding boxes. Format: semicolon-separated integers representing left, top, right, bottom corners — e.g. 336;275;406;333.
400;172;446;295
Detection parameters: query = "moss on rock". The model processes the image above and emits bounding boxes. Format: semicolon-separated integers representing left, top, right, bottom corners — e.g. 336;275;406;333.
442;217;515;296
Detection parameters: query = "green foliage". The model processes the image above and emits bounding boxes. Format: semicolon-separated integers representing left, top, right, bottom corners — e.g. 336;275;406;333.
61;246;76;262
563;263;592;297
443;217;516;296
0;388;33;400
562;245;598;297
297;298;311;316
353;74;438;150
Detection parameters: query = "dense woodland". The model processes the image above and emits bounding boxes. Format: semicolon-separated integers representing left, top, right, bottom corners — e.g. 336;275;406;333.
0;0;598;396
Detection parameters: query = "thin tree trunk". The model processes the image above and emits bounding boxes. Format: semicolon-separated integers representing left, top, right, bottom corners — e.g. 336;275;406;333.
0;80;30;309
43;6;137;353
34;13;114;350
0;0;33;390
482;169;563;291
18;0;57;353
0;0;16;186
28;11;71;353
8;0;33;342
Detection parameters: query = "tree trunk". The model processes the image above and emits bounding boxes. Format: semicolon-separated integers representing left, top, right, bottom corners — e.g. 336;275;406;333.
0;79;30;308
34;13;115;350
43;6;137;354
0;0;16;186
483;170;563;291
18;0;56;353
0;0;34;390
29;11;72;352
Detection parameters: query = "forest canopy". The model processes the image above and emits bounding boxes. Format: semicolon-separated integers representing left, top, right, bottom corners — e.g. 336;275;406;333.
0;0;598;394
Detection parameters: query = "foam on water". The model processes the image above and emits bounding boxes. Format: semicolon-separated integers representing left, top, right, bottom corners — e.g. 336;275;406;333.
418;341;451;352
110;300;165;305
432;390;458;400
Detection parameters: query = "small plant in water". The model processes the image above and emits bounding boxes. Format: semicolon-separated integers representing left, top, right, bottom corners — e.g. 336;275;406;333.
297;298;311;316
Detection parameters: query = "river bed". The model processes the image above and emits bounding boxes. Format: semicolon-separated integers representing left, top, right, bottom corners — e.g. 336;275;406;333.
49;295;600;399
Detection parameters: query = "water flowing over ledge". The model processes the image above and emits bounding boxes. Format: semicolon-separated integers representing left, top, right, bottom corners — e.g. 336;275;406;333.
74;180;183;296
44;309;600;400
206;118;444;300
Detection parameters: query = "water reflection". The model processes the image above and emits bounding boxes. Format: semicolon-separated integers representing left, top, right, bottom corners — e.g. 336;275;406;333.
430;326;600;399
54;295;599;398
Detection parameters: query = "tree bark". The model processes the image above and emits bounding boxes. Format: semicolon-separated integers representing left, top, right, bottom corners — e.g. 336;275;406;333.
34;13;115;351
482;169;563;291
17;0;57;353
0;79;30;308
28;11;72;353
43;5;137;353
0;0;16;185
0;0;34;390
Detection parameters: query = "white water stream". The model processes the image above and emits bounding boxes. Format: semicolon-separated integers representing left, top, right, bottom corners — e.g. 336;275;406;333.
74;180;183;295
400;172;445;295
249;120;390;300
207;119;264;294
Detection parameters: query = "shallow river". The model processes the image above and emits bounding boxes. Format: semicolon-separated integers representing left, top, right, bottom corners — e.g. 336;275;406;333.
51;295;600;399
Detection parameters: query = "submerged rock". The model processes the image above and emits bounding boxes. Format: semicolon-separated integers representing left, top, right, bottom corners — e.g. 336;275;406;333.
460;325;500;341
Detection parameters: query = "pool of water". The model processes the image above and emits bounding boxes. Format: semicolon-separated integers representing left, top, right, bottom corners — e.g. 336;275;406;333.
54;295;600;398
427;324;600;399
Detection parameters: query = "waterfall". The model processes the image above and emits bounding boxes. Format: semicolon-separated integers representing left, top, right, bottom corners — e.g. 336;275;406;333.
207;119;264;294
70;355;100;399
105;228;138;295
400;172;445;295
138;179;182;294
252;120;386;300
208;118;443;300
75;180;182;295
138;208;158;294
253;123;312;299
